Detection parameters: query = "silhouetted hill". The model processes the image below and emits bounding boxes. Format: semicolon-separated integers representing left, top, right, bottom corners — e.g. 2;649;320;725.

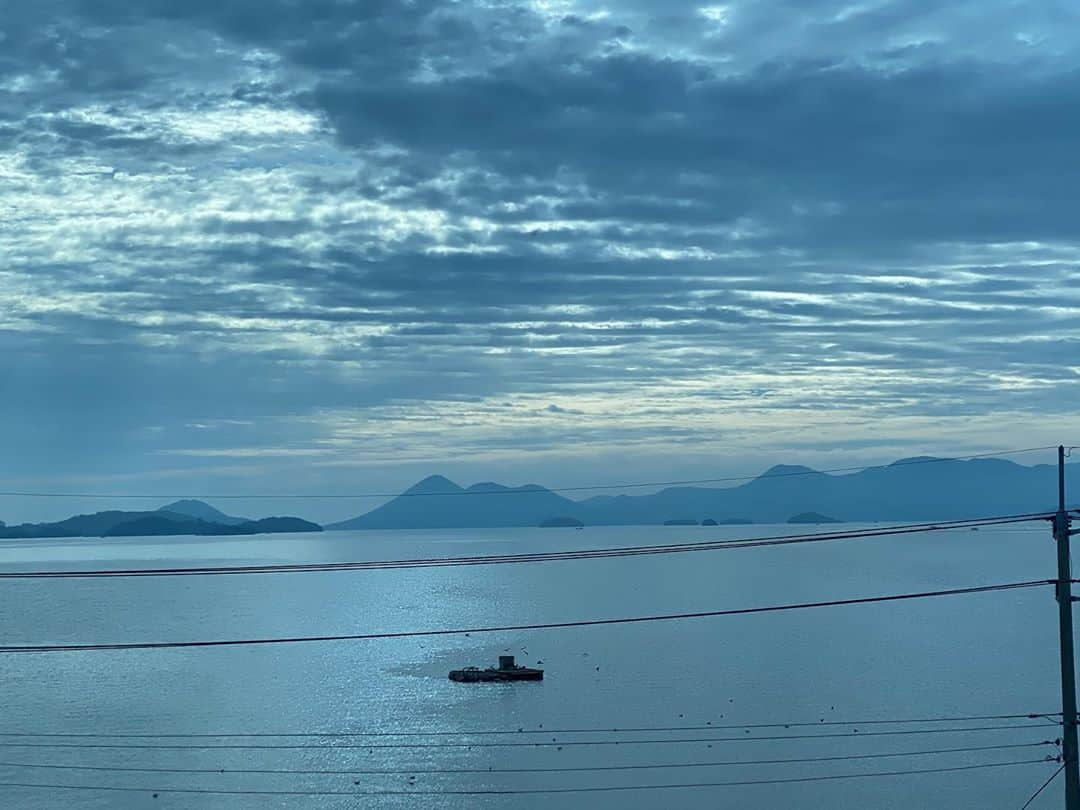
104;515;322;537
158;499;249;526
0;510;162;538
328;476;577;530
326;458;1079;530
573;457;1075;524
0;506;322;539
406;475;463;495
242;517;322;534
104;516;254;537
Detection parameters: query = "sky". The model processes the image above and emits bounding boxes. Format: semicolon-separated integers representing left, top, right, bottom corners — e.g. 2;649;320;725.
1;0;1079;523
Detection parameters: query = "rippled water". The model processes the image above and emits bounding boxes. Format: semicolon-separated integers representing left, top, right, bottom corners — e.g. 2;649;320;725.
0;523;1069;808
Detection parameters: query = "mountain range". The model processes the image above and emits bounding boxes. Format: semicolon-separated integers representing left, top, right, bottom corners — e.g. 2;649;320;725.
3;456;1074;537
327;456;1080;530
0;500;322;539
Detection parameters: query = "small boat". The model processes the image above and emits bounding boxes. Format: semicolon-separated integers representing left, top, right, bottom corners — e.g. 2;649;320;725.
449;655;543;683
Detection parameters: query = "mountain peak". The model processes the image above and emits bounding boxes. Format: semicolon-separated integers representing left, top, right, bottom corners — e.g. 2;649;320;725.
465;482;554;494
160;498;218;512
158;499;248;525
403;475;464;496
467;482;509;493
758;464;820;479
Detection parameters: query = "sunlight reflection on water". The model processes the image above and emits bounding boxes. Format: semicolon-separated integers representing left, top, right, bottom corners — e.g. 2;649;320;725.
0;524;1064;809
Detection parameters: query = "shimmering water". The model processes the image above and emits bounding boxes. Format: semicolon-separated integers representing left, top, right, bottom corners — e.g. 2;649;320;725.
0;523;1068;808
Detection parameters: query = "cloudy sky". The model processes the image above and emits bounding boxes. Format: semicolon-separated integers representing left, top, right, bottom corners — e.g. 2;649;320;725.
2;0;1078;522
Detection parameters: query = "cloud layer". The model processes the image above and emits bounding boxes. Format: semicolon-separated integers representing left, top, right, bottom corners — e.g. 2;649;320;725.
1;0;1078;520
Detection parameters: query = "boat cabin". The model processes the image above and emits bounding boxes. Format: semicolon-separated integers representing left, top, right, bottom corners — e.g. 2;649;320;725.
449;655;544;682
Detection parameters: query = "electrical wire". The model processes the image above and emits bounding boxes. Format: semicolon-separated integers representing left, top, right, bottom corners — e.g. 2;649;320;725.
0;742;1057;776
0;512;1050;580
0;445;1059;500
0;723;1054;750
1018;761;1065;810
0;712;1056;739
0;579;1052;654
0;758;1053;796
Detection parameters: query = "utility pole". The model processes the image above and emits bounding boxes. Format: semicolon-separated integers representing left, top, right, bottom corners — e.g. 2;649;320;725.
1055;444;1080;808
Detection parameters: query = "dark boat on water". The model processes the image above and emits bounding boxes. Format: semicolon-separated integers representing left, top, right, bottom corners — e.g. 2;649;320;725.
449;655;543;682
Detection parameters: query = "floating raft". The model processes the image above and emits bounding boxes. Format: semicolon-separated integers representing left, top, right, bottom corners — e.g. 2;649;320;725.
449;655;543;682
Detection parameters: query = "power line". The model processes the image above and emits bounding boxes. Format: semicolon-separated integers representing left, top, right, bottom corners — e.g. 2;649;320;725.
0;445;1060;500
0;579;1051;655
0;512;1049;580
0;758;1053;796
0;712;1055;739
0;724;1053;751
0;742;1056;776
1020;762;1066;810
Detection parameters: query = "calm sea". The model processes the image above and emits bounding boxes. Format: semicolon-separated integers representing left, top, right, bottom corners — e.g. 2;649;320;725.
0;523;1067;808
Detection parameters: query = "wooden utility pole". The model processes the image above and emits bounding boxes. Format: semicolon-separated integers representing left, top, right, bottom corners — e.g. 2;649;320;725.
1054;444;1080;808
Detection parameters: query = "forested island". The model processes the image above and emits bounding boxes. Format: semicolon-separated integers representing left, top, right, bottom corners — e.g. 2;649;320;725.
0;501;322;539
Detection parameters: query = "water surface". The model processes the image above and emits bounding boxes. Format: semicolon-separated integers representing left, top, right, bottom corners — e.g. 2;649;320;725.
0;523;1067;808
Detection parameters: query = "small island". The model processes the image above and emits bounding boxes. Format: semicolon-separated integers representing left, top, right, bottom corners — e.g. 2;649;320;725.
539;516;584;528
103;515;322;537
663;519;699;526
0;500;323;539
702;517;754;526
787;512;843;524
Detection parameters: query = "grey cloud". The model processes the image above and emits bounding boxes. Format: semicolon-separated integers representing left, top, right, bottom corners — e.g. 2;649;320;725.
311;54;1080;245
0;0;1078;518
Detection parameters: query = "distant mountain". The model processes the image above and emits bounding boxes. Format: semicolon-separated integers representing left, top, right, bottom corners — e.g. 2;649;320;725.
326;458;1079;530
572;458;1077;524
158;499;249;526
0;501;322;540
3;510;152;539
104;514;322;538
327;475;578;530
104;515;255;538
243;517;323;534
